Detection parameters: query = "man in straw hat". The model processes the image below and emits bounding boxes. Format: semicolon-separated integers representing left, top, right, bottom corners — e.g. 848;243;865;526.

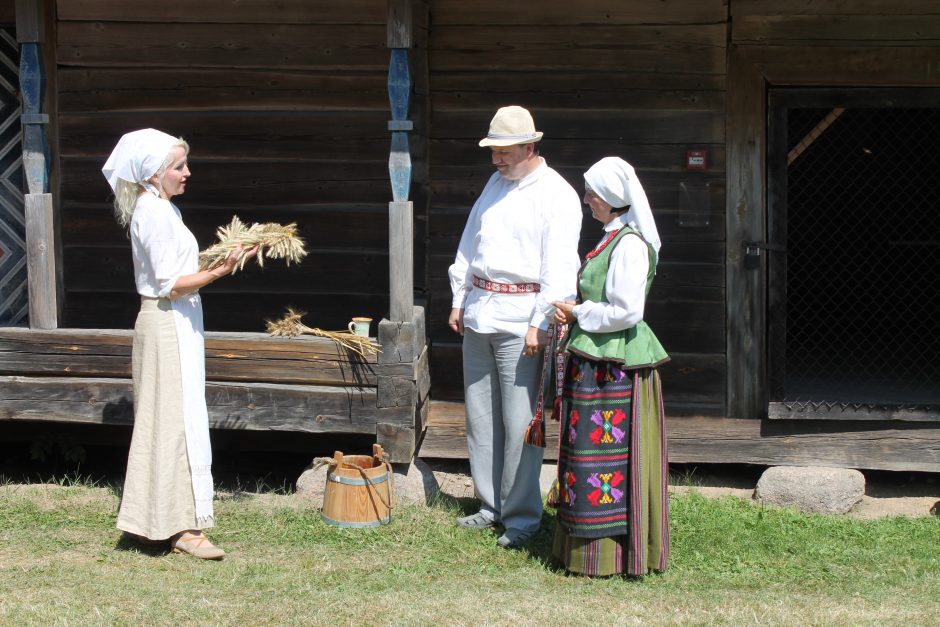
448;106;582;548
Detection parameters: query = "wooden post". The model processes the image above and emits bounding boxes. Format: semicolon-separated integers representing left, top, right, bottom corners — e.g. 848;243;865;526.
24;194;57;328
17;0;58;329
725;47;767;420
387;3;413;323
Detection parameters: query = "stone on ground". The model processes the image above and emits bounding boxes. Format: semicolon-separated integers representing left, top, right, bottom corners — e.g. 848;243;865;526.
755;465;865;514
294;459;330;508
392;458;440;505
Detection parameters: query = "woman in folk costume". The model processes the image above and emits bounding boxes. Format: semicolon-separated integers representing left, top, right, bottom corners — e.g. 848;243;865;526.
550;156;669;576
103;129;255;560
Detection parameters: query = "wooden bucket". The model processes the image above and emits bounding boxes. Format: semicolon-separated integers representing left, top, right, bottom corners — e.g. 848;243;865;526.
321;443;393;528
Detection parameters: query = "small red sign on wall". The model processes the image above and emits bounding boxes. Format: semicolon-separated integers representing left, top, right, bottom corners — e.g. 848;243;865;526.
686;149;707;171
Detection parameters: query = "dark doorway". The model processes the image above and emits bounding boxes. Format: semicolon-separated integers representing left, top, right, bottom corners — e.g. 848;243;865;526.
767;89;940;416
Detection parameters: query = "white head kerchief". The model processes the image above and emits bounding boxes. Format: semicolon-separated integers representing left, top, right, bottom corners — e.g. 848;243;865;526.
584;156;661;255
102;128;179;192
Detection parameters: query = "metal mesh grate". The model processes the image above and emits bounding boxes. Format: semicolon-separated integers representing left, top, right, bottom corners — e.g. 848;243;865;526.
780;107;940;410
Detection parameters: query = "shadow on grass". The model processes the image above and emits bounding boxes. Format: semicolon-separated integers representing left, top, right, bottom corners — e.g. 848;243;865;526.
114;532;172;558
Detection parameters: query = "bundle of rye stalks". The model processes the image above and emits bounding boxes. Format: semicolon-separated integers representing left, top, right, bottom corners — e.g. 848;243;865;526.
198;216;307;273
265;307;380;358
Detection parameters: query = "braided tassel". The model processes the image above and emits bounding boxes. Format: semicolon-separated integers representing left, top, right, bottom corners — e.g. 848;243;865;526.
523;415;545;447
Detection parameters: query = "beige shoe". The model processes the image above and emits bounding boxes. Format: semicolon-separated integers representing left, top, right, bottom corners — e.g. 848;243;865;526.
171;531;225;560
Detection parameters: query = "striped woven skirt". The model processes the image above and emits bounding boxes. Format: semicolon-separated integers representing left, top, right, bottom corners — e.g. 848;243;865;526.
550;356;669;576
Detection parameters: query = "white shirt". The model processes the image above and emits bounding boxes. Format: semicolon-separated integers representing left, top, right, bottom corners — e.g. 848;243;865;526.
572;213;651;333
130;192;199;298
449;158;582;335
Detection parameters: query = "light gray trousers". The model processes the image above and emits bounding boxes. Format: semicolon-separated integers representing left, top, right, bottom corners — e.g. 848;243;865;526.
462;328;544;533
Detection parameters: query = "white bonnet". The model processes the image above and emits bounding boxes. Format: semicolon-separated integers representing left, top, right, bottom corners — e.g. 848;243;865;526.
584;156;661;255
101;128;180;192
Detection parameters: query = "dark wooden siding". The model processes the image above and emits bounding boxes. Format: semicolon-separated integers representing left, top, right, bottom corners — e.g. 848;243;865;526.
425;0;729;417
55;0;425;334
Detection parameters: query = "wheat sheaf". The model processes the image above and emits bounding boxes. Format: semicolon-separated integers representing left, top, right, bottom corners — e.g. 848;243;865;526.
198;216;307;273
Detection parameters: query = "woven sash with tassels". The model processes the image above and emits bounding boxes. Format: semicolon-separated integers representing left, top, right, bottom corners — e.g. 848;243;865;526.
523;323;567;448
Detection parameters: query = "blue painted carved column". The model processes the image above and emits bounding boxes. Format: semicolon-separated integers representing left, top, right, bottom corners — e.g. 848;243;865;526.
20;42;49;195
17;0;59;329
386;0;414;325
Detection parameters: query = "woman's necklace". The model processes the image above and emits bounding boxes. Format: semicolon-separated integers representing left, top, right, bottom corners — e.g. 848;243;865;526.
585;228;623;260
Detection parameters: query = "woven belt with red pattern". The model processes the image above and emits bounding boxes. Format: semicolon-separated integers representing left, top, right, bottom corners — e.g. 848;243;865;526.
472;275;540;294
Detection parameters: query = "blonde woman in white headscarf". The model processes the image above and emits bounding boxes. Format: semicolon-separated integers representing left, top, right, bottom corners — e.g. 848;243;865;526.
549;157;670;577
103;129;256;560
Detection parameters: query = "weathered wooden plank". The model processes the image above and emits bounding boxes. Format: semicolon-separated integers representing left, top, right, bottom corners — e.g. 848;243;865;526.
388;201;414;322
56;22;387;70
769;402;940;422
0;376;415;432
14;0;42;42
0;1;14;23
429;25;726;75
376;423;416;463
59;112;389;157
430;72;726;99
378;319;416;364
61;292;391;335
730;0;940;16
388;0;413;48
431;0;729;25
62;159;390;207
62;203;390;249
58;68;389;113
431;110;724;144
0;327;416;385
420;400;559;460
750;46;940;86
658;353;726;410
377;377;416;409
430;39;726;75
733;15;940;45
62;247;389;295
725;47;766;421
25;194;58;329
421;402;940;472
57;0;386;23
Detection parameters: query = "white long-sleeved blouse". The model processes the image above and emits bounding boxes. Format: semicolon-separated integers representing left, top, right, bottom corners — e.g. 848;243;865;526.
448;158;583;335
130;193;199;299
572;213;651;333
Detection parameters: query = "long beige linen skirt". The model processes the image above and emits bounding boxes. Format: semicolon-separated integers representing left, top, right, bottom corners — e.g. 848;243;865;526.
116;297;207;540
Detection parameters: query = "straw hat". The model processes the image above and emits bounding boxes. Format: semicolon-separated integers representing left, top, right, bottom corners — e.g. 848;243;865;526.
479;106;544;147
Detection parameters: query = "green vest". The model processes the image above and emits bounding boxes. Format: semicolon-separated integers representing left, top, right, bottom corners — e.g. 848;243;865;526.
564;227;669;368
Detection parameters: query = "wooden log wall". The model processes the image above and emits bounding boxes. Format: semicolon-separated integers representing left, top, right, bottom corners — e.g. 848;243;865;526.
54;0;429;334
425;0;730;418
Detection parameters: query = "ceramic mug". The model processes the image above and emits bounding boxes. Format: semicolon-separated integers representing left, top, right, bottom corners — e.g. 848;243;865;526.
348;316;373;337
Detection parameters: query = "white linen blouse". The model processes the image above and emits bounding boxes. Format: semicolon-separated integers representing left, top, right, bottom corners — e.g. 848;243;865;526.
572;213;651;333
130;192;199;298
448;158;583;335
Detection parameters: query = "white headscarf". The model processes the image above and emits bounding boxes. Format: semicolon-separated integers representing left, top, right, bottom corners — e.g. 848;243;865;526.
584;156;661;256
102;128;179;192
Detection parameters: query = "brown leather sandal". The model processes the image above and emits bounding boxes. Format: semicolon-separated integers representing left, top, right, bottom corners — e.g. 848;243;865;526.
171;531;225;560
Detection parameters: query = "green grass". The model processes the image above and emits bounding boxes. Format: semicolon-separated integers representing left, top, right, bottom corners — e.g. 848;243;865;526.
1;481;938;626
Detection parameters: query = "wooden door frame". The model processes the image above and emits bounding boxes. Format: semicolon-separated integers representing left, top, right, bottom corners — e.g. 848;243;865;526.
725;44;940;419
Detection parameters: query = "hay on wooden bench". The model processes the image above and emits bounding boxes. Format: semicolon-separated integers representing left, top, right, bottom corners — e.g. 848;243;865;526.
265;307;380;358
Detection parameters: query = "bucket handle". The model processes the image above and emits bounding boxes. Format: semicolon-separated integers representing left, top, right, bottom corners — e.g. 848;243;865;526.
311;445;395;511
352;460;394;512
